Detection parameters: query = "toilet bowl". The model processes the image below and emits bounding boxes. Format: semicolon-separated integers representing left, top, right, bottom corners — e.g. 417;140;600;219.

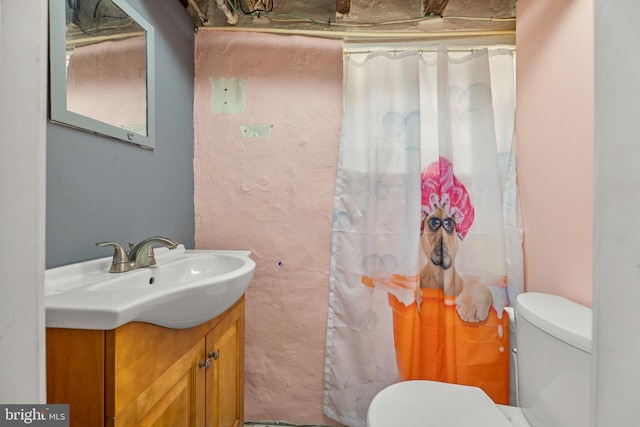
366;292;592;427
367;380;532;427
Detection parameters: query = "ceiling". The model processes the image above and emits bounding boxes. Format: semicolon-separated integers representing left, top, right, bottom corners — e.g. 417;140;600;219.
66;1;515;42
178;0;516;37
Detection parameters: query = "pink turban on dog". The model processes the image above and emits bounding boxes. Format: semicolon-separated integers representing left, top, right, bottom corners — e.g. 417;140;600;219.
421;157;475;240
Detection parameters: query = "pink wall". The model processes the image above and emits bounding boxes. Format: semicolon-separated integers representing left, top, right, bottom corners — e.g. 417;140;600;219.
516;0;594;307
194;2;594;420
194;32;342;425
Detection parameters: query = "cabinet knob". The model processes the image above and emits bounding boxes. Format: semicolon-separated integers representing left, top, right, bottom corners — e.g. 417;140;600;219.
198;358;211;369
208;349;220;360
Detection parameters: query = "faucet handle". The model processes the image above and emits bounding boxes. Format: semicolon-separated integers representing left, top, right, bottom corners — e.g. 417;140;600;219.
96;242;132;273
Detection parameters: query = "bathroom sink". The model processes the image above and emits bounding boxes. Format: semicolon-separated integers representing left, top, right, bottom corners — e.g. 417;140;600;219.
45;245;255;330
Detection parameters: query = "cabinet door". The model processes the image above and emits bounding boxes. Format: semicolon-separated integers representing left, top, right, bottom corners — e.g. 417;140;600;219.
205;302;245;427
113;338;206;427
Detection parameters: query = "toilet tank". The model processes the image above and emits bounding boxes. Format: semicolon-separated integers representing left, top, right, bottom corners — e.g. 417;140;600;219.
515;292;592;427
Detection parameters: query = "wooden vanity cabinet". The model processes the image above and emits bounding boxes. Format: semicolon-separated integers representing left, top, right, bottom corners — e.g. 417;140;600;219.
47;297;245;427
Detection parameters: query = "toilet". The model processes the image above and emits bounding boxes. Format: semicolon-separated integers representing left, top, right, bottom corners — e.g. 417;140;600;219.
367;292;592;427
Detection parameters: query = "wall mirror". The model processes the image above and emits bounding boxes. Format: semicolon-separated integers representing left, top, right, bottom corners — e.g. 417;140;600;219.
49;0;155;149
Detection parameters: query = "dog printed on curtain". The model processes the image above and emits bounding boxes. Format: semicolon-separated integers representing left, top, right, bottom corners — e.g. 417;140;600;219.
373;157;510;404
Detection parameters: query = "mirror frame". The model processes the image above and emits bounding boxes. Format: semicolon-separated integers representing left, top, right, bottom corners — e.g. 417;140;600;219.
49;0;156;149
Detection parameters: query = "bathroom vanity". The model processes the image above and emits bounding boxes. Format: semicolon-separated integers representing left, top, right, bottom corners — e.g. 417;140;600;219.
46;297;245;427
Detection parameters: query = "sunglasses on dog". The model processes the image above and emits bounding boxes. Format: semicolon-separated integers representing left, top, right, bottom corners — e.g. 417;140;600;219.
427;217;455;233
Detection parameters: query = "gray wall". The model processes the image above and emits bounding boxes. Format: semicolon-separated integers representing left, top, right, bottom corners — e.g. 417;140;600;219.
46;0;195;268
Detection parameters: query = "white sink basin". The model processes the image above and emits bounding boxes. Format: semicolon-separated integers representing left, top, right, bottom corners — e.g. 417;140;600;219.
45;245;255;330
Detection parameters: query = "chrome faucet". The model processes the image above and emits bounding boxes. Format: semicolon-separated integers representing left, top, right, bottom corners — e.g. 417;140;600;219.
96;236;179;273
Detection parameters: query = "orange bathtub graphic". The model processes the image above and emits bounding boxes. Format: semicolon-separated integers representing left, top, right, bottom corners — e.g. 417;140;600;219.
364;276;510;404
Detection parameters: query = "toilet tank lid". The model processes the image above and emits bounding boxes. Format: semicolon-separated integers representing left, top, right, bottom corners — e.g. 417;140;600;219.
516;292;592;353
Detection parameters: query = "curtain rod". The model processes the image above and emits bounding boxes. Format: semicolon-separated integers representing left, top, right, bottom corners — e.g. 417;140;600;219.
198;26;516;40
343;45;516;55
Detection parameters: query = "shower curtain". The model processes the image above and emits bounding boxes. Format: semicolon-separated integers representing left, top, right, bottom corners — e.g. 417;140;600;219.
323;46;520;427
